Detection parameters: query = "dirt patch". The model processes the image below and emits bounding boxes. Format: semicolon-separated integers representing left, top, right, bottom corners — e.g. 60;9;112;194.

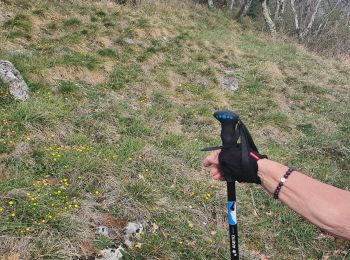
98;36;115;48
168;71;186;89
149;27;176;41
141;53;164;75
103;61;115;73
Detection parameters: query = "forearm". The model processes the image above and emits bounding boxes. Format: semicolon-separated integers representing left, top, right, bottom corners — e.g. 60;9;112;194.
258;159;350;241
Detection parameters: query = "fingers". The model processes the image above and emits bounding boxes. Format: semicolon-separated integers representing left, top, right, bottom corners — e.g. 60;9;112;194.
203;150;225;181
203;150;220;167
211;167;225;181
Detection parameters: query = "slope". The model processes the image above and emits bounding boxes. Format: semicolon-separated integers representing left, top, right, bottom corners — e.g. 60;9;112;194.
0;0;349;259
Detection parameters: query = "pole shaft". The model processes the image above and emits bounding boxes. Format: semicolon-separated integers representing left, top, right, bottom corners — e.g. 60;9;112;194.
227;181;239;259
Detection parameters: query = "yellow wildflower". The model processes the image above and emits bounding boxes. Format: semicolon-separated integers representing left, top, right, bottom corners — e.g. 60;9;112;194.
10;213;15;217
8;201;14;206
95;191;100;196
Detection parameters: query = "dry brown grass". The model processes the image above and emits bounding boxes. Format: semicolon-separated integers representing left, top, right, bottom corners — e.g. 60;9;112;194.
41;66;108;86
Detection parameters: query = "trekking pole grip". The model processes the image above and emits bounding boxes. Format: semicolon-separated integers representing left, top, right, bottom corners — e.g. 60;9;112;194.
213;111;239;148
214;110;240;260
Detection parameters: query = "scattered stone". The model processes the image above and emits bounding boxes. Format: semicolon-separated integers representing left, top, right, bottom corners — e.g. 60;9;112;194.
124;222;143;247
96;226;118;238
96;226;109;237
121;38;135;45
0;60;29;101
220;75;239;92
87;221;144;260
97;246;124;260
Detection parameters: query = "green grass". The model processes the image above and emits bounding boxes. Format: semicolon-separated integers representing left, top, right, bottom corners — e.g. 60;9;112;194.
2;14;32;39
57;81;78;94
94;234;116;250
97;48;117;57
0;0;349;259
63;18;81;27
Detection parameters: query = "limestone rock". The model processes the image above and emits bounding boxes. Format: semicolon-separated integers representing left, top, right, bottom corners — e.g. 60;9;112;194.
0;60;29;101
220;75;239;92
121;38;135;45
124;222;143;247
97;246;124;260
96;226;118;237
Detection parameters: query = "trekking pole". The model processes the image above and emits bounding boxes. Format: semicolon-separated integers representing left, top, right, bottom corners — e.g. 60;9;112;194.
213;110;240;260
203;110;264;259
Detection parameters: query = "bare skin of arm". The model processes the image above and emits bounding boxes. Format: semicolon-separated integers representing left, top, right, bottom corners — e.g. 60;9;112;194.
204;150;350;241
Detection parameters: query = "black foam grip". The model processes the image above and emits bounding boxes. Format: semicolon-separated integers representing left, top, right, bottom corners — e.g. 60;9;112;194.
213;110;239;147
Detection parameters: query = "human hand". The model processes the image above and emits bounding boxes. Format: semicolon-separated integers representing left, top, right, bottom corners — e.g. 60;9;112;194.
203;150;225;181
203;145;266;183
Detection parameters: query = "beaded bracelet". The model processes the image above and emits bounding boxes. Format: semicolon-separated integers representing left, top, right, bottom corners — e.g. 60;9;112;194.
273;168;294;199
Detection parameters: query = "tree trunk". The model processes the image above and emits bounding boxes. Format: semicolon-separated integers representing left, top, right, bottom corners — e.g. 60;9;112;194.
290;0;321;42
274;0;285;20
301;0;322;40
234;0;252;19
290;0;302;41
242;0;253;15
229;0;235;10
261;0;277;38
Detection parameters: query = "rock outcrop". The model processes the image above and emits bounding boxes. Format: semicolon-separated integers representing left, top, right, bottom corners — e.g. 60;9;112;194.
0;60;29;101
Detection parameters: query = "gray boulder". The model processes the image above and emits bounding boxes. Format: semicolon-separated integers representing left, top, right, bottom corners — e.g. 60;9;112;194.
0;60;29;101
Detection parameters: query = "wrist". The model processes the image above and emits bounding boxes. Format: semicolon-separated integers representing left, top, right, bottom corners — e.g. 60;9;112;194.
257;159;289;193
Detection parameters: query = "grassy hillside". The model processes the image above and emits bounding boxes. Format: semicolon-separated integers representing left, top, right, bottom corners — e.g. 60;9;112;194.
0;0;349;259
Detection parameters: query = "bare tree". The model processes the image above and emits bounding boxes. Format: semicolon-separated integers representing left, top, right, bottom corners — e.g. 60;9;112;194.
242;0;253;15
229;0;235;10
234;0;253;18
290;0;322;41
274;0;286;20
261;0;277;38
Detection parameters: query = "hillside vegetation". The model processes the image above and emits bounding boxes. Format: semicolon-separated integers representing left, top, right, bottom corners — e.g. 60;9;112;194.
0;0;349;259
